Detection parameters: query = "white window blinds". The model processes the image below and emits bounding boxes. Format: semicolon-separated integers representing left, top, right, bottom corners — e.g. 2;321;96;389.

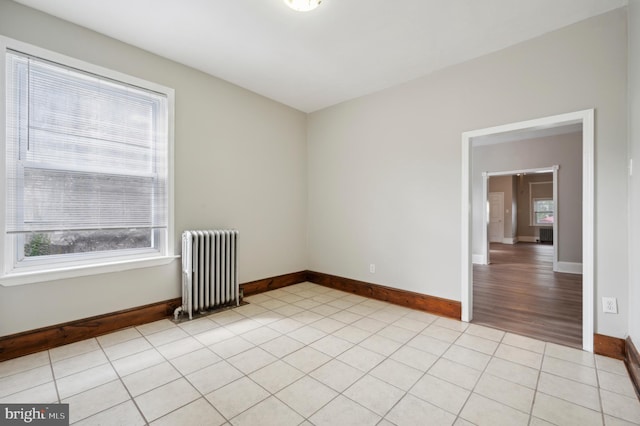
5;51;168;234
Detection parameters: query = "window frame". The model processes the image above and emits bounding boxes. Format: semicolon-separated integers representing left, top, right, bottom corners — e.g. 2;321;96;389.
531;197;555;227
528;180;554;227
0;37;176;286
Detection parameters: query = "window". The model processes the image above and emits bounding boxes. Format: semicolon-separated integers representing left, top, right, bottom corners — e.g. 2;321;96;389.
2;40;174;283
532;198;554;226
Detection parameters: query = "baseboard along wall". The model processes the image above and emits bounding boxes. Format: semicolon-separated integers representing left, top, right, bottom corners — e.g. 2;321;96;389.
594;333;625;360
0;298;181;362
626;337;640;399
241;271;308;297
517;236;538;243
555;262;583;274
306;271;461;320
0;268;635;397
0;270;459;361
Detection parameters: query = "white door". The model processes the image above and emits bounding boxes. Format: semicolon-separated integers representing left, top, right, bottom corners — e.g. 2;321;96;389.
488;192;504;243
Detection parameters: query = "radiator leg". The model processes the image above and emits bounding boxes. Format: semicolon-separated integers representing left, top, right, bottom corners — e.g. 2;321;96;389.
173;306;183;321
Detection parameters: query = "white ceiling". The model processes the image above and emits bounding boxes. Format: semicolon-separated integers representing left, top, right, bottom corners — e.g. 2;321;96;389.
13;0;627;113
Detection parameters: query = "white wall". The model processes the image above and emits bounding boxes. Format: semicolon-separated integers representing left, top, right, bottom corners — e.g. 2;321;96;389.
308;9;628;337
0;0;308;336
472;133;583;263
628;0;640;345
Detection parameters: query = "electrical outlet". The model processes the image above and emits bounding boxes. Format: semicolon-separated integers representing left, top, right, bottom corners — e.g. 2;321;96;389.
369;264;375;273
602;297;618;314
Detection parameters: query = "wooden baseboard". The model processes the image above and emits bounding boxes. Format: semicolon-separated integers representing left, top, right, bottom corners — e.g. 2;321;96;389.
626;337;640;399
306;270;461;319
240;271;307;297
0;298;181;362
594;333;626;360
0;270;308;362
2;268;629;367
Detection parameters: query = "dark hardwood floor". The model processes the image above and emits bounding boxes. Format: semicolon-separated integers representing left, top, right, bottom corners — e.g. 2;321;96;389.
472;242;582;348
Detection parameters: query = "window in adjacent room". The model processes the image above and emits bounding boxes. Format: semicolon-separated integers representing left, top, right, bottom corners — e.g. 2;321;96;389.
532;198;554;226
2;41;174;282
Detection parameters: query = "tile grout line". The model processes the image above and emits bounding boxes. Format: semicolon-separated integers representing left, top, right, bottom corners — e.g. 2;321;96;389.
529;338;546;425
95;335;150;426
595;357;606;426
451;323;501;425
47;350;62;404
529;347;545;426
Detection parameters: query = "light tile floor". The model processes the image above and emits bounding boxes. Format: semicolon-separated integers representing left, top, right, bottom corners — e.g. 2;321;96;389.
1;282;639;425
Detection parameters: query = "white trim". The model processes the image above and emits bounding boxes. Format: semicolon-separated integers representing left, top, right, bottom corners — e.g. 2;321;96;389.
461;109;594;352
556;262;583;275
502;238;517;244
517;236;538;243
0;36;171;96
482;173;489;264
582;109;595;352
461;120;472;322
0;255;179;286
552;166;559;272
483;167;556;176
472;254;486;265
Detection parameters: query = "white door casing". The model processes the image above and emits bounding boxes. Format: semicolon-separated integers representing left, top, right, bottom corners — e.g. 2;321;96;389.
460;109;594;352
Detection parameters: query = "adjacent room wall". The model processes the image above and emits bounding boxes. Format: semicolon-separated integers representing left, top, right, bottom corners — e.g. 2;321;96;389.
308;9;628;338
629;1;640;345
0;0;308;336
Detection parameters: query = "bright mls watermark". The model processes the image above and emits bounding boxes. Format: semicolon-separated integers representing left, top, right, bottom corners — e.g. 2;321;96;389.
1;404;68;425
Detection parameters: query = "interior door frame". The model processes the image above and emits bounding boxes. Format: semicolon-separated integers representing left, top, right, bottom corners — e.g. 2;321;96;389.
460;109;594;352
481;166;558;269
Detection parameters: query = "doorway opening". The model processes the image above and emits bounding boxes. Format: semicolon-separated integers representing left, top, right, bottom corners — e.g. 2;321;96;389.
460;109;594;352
476;167;583;347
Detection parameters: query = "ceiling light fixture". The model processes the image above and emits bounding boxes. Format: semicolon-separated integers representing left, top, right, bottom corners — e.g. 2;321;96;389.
284;0;321;12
